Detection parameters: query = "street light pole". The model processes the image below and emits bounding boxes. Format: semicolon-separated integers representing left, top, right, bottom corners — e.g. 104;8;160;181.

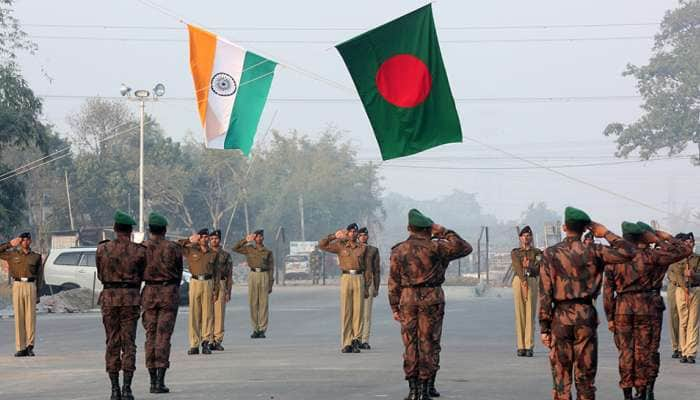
138;98;145;234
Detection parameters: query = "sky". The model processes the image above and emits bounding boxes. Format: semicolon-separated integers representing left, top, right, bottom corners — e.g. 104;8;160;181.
12;0;700;230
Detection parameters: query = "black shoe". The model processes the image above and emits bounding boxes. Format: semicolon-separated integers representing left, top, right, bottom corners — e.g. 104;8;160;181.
122;371;134;400
201;341;212;354
516;349;525;357
404;378;419;400
623;388;633;400
428;374;440;397
672;350;681;359
525;349;534;357
109;372;121;400
211;342;224;351
360;342;371;350
680;356;688;363
418;379;432;400
341;345;353;353
251;331;260;339
155;368;170;393
14;349;28;357
634;386;647;400
688;356;696;364
258;331;266;339
187;347;199;355
352;341;361;353
149;368;158;393
26;345;35;357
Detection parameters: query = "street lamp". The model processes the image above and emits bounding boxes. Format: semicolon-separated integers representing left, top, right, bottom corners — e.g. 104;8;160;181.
120;82;165;238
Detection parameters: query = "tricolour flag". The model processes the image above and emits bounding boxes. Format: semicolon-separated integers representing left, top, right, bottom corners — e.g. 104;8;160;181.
188;25;276;155
336;5;462;160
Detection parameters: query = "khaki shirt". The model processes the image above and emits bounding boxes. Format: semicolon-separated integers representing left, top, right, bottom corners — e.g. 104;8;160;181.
511;247;543;281
364;245;381;290
212;247;233;295
668;254;700;288
319;234;366;271
233;239;274;270
178;239;216;276
0;242;44;288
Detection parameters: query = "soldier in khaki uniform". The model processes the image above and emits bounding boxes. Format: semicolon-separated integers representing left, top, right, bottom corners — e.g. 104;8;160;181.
358;227;380;350
209;229;233;350
319;223;368;353
0;232;43;357
511;226;542;357
179;228;218;355
233;229;274;338
668;232;699;364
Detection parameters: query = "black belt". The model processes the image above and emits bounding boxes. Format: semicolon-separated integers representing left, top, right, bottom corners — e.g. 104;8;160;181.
690;284;700;288
192;274;213;280
411;282;441;288
14;277;36;282
220;276;228;280
556;297;593;307
250;268;267;273
341;269;362;275
103;282;140;289
144;279;180;286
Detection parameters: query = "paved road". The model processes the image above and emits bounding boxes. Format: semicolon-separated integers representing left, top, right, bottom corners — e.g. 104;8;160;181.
0;286;697;399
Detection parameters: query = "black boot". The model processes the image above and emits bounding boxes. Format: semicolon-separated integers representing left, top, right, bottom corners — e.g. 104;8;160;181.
428;373;440;397
26;345;35;357
109;372;121;400
148;368;158;393
122;371;134;400
646;380;655;400
623;388;633;400
404;378;419;400
418;379;432;400
634;386;647;400
201;341;212;354
156;368;170;393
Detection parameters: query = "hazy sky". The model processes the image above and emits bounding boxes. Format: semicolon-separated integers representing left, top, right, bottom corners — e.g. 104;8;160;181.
13;0;700;230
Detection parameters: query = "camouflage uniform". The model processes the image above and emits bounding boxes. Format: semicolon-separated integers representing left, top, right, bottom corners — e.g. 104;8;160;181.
539;231;636;400
388;227;472;381
96;238;146;373
211;246;233;344
141;237;183;369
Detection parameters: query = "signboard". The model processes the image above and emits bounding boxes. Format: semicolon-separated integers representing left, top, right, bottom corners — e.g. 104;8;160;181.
289;241;317;255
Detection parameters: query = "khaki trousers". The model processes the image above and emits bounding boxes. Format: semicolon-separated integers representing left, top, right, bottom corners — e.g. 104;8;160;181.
213;280;228;343
12;281;37;351
512;275;538;350
360;282;375;343
188;279;213;348
667;282;680;351
340;274;364;347
676;287;700;357
249;271;270;332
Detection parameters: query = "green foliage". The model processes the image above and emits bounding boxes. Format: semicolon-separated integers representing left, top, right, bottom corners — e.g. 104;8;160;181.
604;1;700;164
0;0;36;61
0;63;49;153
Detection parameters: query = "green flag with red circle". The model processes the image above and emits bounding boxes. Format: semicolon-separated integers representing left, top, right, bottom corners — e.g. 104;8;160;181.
336;4;462;160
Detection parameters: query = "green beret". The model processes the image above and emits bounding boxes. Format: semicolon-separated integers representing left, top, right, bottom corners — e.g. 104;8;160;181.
564;207;591;225
621;221;644;236
148;212;168;227
636;221;654;233
408;208;433;228
114;210;136;226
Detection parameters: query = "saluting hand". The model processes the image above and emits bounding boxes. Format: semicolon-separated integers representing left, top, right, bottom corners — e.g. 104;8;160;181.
245;234;256;242
335;230;347;240
541;333;552;349
655;230;673;241
189;234;200;243
430;224;445;237
589;222;608;238
10;237;21;247
642;231;660;245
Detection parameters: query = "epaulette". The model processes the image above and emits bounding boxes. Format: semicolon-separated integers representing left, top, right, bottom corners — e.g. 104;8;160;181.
98;239;111;245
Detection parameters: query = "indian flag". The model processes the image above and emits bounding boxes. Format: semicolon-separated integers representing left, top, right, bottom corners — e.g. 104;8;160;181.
188;25;276;155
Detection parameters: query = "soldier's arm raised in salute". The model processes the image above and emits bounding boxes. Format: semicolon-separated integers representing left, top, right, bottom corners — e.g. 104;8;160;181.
432;224;473;260
603;265;617;333
232;234;255;255
648;230;693;266
318;231;345;254
590;222;636;265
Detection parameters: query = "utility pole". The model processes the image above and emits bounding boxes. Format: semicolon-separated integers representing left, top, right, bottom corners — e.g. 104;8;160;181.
485;226;490;285
64;170;75;231
298;193;305;241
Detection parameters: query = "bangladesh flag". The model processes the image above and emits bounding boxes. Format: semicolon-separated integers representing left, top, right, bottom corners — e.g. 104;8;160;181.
336;4;462;160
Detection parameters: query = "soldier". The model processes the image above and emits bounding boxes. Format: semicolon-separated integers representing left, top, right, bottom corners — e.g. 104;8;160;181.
319;223;367;353
210;229;233;350
180;228;218;355
668;232;699;364
309;247;322;285
358;227;381;350
141;212;183;394
539;207;636;400
389;209;471;400
233;229;274;339
633;222;692;399
0;232;43;357
603;222;690;399
96;211;146;400
511;225;542;357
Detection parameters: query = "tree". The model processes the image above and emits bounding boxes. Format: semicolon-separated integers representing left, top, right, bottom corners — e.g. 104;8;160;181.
604;1;700;164
0;0;36;61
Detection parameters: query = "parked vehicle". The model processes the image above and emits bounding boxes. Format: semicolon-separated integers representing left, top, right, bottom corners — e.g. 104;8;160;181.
284;254;310;280
44;247;190;304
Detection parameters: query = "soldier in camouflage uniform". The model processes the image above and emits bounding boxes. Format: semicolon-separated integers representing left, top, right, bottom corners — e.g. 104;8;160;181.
141;212;183;394
389;209;472;400
511;225;542;357
358;227;381;350
539;207;636;400
210;229;233;351
603;222;691;399
96;211;146;400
